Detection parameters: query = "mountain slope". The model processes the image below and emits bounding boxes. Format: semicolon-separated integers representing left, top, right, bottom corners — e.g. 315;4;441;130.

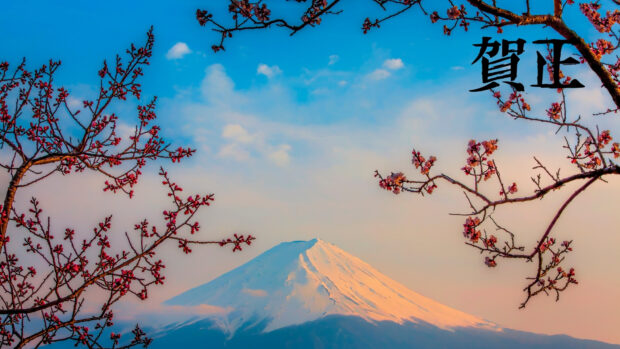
166;239;495;334
149;315;620;349
156;239;619;348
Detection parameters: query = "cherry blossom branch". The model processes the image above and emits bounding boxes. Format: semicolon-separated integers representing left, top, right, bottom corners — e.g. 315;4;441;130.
0;30;254;347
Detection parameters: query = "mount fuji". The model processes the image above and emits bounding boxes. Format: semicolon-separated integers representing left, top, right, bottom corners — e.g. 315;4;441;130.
147;239;618;348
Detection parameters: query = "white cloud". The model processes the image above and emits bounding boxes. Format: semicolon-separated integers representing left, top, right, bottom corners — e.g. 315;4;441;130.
66;96;83;110
222;124;254;143
201;64;236;103
166;42;192;60
383;58;404;70
218;123;292;166
367;69;391;81
328;54;339;66
268;144;291;167
338;80;348;87
114;303;231;326
218;143;250;161
116;122;137;145
257;64;282;78
451;66;465;70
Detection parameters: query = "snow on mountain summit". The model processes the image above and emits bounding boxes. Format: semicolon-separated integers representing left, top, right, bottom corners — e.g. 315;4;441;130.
165;239;497;334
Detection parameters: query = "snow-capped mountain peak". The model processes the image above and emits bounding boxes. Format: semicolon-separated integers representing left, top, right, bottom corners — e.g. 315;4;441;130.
165;239;496;334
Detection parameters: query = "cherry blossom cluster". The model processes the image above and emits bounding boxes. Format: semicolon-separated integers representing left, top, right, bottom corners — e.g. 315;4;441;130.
376;171;407;194
580;3;620;33
412;150;436;175
461;139;499;182
572;130;619;169
429;4;471;35
493;90;531;115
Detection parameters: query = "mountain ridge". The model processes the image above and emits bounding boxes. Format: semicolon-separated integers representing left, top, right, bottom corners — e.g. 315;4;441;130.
166;238;496;334
148;315;620;349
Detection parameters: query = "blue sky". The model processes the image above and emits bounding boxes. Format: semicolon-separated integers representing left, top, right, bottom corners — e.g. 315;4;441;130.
1;1;599;104
1;1;605;135
2;0;620;345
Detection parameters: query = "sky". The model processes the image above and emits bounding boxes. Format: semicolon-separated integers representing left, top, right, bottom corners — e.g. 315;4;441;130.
1;0;619;345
